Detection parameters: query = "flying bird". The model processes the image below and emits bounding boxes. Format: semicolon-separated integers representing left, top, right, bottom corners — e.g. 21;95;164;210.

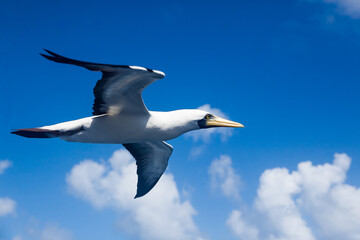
12;50;244;198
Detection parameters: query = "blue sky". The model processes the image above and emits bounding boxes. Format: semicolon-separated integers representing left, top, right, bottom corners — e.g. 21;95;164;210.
1;0;360;239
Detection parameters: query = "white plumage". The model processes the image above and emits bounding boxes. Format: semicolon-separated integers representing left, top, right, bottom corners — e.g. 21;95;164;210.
12;50;243;198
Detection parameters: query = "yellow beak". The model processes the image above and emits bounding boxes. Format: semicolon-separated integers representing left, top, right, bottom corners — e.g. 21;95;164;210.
206;115;244;128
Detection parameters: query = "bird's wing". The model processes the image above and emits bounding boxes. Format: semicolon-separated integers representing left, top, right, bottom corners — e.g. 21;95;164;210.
41;49;165;115
123;141;173;198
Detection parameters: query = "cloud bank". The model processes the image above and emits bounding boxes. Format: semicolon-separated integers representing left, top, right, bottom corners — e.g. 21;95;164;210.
66;149;202;240
227;153;360;240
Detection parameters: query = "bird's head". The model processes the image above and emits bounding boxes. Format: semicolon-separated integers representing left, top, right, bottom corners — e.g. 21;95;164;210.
170;109;243;131
195;111;244;129
150;109;244;139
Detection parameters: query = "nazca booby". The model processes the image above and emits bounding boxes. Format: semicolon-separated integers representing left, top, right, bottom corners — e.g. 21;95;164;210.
12;50;244;198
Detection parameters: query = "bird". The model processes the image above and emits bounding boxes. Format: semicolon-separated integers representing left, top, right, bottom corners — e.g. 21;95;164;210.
12;50;244;198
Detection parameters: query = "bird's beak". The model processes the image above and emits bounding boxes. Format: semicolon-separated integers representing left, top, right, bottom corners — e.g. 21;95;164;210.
206;115;244;128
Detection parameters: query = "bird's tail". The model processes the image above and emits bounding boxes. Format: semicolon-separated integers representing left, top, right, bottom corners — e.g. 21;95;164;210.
11;128;62;138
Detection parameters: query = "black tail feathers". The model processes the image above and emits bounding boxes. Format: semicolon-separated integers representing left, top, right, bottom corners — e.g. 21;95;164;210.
11;128;60;138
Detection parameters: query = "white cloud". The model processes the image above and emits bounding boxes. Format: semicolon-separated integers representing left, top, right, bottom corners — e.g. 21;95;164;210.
0;160;12;175
255;167;315;240
12;235;22;240
0;160;16;217
311;0;360;19
209;155;241;200
66;149;202;240
227;210;259;240
324;0;360;18
186;104;233;143
228;153;360;240
0;197;16;217
25;220;73;240
189;145;207;160
39;224;73;240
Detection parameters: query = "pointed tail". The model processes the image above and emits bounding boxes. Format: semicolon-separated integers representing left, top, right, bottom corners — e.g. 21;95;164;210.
11;128;61;138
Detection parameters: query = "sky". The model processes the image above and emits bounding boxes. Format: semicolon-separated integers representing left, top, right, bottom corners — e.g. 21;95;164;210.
1;0;360;239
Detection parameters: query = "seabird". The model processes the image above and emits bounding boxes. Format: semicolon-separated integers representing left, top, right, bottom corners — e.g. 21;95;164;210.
12;50;244;198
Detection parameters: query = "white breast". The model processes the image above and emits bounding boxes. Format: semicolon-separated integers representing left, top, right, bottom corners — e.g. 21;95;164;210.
61;110;202;144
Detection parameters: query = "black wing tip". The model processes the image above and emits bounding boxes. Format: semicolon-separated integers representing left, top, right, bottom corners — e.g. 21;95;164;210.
40;49;58;57
134;192;146;199
134;181;160;199
43;48;53;54
39;49;102;70
40;49;63;62
40;53;56;61
40;49;79;66
43;49;61;57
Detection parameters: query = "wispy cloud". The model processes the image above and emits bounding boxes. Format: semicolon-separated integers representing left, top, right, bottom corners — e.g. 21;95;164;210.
189;145;207;160
209;155;241;200
38;223;74;240
12;235;22;240
186;104;233;143
227;153;360;240
0;159;16;217
66;149;202;240
22;219;74;240
325;0;360;18
311;0;360;19
0;197;16;217
0;160;12;175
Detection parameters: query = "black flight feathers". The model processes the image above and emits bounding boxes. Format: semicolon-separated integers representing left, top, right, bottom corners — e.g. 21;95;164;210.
123;141;173;198
40;49;158;73
40;49;164;116
11;126;84;138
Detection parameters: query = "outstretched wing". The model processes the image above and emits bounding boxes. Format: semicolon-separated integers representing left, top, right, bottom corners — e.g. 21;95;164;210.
41;49;165;115
123;141;173;198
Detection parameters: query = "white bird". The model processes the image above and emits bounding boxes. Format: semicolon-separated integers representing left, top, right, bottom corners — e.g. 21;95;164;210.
12;50;244;198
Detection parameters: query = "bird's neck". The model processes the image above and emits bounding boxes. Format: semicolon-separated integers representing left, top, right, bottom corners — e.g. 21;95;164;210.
147;110;200;139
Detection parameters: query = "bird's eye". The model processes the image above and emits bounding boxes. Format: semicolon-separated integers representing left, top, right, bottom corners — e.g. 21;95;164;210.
205;114;212;120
